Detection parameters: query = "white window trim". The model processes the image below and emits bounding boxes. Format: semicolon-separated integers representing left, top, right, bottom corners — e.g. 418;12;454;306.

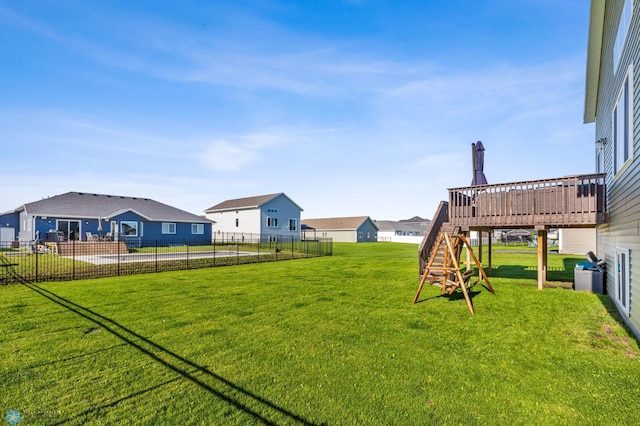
191;224;204;235
612;64;634;178
121;221;138;237
614;0;633;73
615;247;631;316
288;218;297;231
162;222;176;234
267;217;278;228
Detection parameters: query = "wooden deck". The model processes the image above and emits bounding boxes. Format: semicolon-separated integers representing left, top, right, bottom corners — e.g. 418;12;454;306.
448;174;608;229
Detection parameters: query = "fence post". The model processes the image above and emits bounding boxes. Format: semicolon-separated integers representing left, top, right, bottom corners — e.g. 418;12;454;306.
186;244;189;269
35;242;39;282
213;237;216;267
72;240;76;280
117;238;121;276
155;240;158;273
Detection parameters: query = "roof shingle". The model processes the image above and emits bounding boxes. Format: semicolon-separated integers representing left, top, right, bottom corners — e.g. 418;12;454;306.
19;192;209;223
301;216;377;231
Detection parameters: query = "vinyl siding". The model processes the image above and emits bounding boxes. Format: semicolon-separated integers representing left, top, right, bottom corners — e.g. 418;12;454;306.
260;196;302;239
208;209;261;235
322;230;357;243
206;194;302;239
594;0;640;337
558;228;597;255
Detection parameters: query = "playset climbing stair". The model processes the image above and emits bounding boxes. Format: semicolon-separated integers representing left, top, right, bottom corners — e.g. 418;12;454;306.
415;201;494;314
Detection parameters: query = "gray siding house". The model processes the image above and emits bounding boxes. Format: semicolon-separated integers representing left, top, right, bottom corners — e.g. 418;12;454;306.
204;193;303;241
585;0;640;338
301;216;378;243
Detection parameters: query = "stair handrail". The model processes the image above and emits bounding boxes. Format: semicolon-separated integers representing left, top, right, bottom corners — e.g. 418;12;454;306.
418;201;449;275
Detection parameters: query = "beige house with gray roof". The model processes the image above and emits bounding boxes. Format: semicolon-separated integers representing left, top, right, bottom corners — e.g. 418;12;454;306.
301;216;378;242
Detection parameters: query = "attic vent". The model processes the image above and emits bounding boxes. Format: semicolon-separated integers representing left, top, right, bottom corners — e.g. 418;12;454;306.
78;193;84;195
93;194;98;196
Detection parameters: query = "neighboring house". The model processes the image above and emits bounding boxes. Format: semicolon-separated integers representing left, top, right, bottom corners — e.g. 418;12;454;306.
204;193;303;241
301;216;378;243
399;216;432;235
558;228;597;255
376;219;426;244
0;192;213;246
585;0;640;338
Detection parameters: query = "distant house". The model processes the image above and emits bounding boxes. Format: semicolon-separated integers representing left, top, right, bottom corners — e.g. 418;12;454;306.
376;217;429;244
584;0;640;337
0;192;213;246
558;228;596;255
204;193;303;241
301;216;378;243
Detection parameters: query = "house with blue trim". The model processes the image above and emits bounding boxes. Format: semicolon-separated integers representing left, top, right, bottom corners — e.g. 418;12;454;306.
204;193;303;241
0;192;213;246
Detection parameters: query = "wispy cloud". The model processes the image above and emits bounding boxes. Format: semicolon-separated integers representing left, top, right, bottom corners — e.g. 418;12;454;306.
197;129;294;171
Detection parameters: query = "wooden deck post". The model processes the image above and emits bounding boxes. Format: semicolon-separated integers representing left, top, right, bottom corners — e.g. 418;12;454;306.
478;231;483;279
487;230;492;276
537;228;548;290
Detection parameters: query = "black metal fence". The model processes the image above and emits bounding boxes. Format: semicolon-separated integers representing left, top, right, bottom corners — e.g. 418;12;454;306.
0;235;333;285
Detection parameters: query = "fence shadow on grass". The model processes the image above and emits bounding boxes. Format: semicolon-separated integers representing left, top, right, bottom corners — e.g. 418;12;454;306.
16;277;318;425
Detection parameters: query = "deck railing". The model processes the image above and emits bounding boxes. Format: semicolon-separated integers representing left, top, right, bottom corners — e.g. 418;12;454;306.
448;174;608;228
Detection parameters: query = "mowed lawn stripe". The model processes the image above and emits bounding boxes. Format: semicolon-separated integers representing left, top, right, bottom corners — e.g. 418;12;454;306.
1;243;639;425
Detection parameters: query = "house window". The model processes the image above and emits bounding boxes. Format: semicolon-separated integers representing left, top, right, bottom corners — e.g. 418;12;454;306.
288;219;297;231
613;65;633;175
614;0;633;72
615;247;631;315
162;223;176;234
235;218;239;227
358;232;363;239
192;224;204;234
367;232;371;239
267;217;278;227
121;221;138;237
57;220;81;241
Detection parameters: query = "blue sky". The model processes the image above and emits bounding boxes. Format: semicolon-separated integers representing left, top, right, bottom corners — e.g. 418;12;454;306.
0;0;593;220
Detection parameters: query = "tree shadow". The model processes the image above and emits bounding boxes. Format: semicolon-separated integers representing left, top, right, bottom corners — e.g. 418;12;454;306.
17;278;318;425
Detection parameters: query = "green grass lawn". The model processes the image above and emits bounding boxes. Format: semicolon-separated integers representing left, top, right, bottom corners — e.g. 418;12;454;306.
1;243;638;425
